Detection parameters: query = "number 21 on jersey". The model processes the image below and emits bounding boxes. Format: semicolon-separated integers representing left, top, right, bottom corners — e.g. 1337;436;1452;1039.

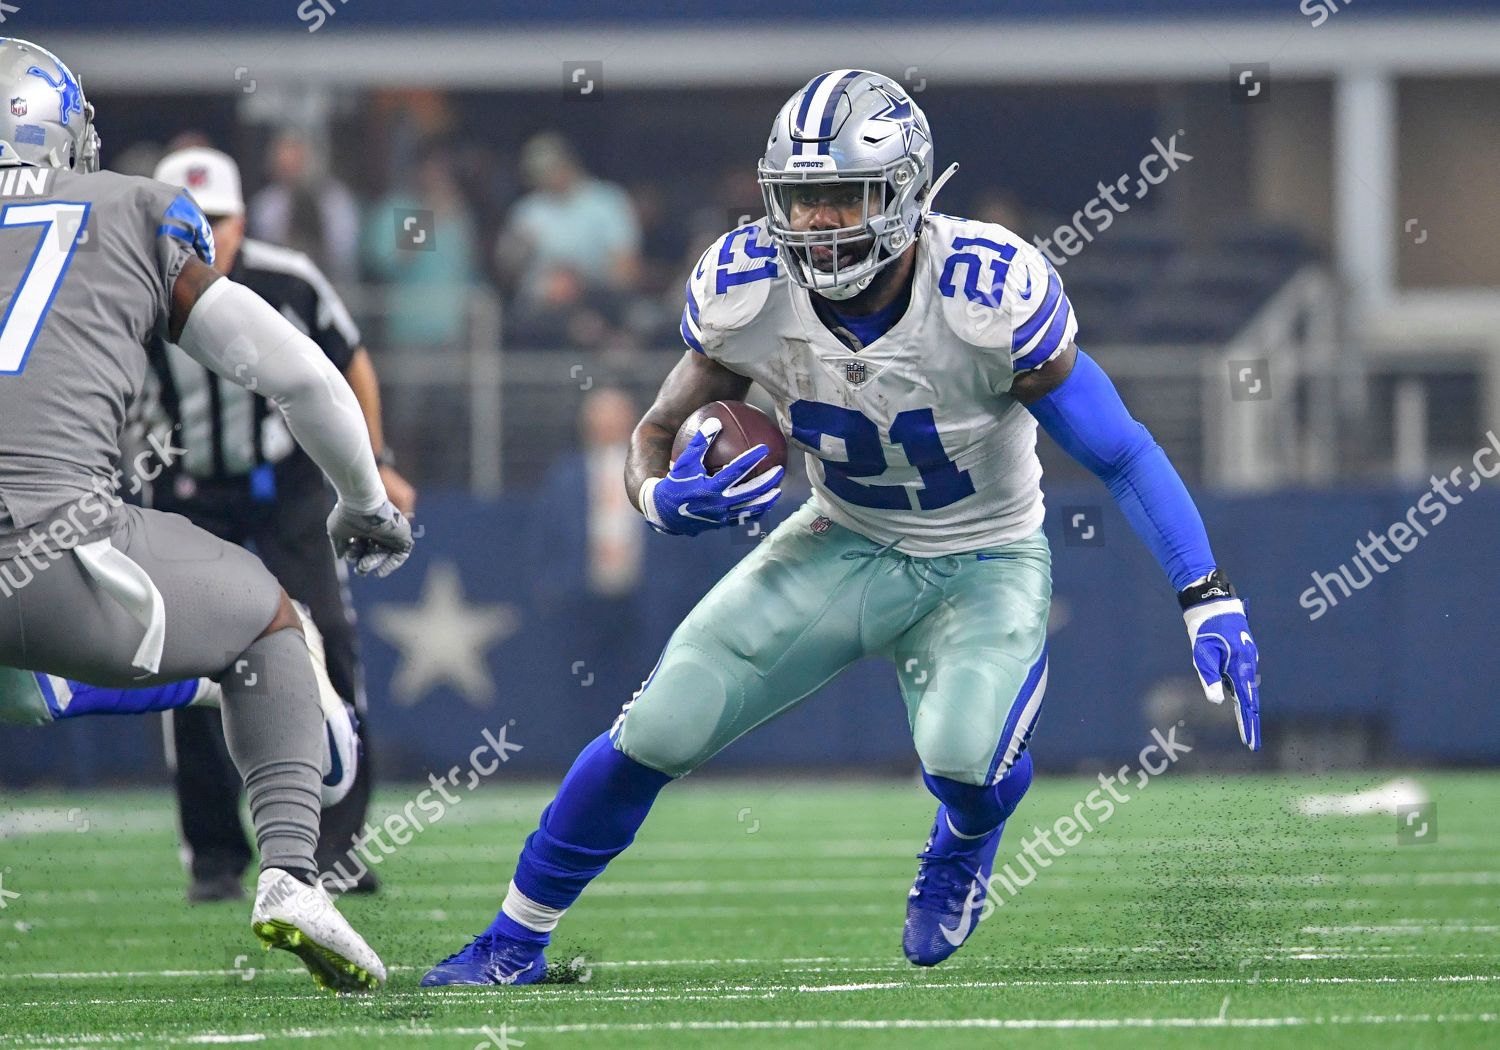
790;400;976;511
0;201;91;375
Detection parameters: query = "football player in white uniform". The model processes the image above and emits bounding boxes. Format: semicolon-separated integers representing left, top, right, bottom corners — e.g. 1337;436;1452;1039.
424;70;1260;985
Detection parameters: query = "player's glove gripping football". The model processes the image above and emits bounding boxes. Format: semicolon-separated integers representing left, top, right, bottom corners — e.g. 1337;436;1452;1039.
1179;570;1261;751
640;417;783;537
327;499;414;577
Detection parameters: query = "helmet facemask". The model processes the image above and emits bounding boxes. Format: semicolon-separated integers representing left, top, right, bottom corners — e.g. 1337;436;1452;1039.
37;104;100;173
759;156;925;301
74;102;101;173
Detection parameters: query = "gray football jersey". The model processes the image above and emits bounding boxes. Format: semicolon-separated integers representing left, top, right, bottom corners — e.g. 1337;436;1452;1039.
0;166;214;538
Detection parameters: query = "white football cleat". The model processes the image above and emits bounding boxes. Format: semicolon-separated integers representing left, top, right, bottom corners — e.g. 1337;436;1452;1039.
251;868;386;993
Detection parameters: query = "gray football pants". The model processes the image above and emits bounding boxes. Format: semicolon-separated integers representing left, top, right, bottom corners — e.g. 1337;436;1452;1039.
0;504;325;874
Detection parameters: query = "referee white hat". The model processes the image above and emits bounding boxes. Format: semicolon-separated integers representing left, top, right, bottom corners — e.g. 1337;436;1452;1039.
154;146;244;218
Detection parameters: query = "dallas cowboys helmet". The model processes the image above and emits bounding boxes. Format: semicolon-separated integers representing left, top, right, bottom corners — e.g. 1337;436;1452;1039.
0;39;100;173
758;69;956;300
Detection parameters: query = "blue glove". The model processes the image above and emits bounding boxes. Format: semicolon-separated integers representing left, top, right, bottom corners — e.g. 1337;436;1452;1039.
1180;572;1261;751
639;417;784;537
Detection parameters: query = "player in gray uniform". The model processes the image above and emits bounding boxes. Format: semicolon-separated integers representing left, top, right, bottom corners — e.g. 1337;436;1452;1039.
0;39;412;992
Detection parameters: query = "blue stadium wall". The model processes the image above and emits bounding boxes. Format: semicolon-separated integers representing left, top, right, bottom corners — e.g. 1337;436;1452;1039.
4;483;1497;788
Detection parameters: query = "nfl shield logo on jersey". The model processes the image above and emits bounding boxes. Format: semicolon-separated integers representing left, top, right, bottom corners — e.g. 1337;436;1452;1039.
810;516;832;535
844;360;867;384
9;97;25;117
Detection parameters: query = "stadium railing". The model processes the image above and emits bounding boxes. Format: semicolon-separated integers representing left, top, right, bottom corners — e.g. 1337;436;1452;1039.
339;267;1493;496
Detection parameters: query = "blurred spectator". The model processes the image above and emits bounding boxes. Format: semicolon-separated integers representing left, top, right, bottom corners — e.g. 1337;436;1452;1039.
528;387;650;717
581;387;647;597
971;188;1028;234
362;145;480;354
531;387;645;606
250;131;362;285
629;180;692;296
362;145;482;485
496;133;643;350
166;130;214;153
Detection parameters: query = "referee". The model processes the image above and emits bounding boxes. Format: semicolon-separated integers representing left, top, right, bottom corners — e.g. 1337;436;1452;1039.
145;147;417;902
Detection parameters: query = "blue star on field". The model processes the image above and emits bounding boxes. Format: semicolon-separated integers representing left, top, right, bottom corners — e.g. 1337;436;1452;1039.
868;83;928;153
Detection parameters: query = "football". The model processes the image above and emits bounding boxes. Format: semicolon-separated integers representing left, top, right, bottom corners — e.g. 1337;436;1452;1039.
672;400;788;475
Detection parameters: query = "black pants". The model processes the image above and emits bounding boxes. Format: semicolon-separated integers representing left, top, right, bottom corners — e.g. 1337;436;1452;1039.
158;466;370;879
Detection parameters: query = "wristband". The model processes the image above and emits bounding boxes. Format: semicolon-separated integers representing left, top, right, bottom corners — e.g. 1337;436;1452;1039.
1177;568;1235;610
637;477;666;530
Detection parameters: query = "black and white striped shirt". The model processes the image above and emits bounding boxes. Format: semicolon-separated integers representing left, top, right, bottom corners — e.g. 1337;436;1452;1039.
140;238;360;483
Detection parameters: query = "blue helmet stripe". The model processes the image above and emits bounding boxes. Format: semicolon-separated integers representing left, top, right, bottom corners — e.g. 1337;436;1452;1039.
816;70;866;154
794;72;833;140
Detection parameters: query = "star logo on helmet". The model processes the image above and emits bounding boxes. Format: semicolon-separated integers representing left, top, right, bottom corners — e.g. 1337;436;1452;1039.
868;83;927;154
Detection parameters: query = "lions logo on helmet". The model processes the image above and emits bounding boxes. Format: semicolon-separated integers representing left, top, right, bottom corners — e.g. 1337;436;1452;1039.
0;39;101;172
757;69;956;301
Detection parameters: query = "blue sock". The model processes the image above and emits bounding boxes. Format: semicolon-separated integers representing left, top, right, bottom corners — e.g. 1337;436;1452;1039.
923;750;1034;842
486;731;672;942
48;676;201;718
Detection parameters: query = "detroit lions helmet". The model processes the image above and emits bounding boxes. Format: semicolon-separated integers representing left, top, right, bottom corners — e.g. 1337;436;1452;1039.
0;39;100;173
758;69;955;300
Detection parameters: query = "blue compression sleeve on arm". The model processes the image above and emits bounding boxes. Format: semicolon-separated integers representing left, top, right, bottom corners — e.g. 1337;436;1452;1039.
1026;350;1215;590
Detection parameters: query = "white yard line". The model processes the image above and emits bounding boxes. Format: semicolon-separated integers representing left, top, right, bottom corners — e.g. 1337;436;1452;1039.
6;969;1496;998
3;1012;1498;1046
19;868;1500;905
1302;923;1500;934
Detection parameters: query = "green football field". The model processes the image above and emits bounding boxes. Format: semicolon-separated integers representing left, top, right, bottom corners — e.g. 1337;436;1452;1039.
0;772;1495;1049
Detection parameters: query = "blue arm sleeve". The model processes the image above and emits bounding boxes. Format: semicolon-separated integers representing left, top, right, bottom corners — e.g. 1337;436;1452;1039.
1026;350;1215;590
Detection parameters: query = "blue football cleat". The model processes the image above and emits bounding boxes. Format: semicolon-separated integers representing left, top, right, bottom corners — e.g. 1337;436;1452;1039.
902;805;1004;966
420;931;548;987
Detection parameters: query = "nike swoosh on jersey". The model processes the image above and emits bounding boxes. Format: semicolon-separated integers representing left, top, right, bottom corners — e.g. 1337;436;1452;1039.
938;880;986;946
1019;271;1033;299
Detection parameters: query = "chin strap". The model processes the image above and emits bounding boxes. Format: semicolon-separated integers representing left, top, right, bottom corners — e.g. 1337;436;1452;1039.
816;269;876;301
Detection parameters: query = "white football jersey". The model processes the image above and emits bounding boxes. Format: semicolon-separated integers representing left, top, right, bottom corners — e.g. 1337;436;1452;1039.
680;213;1077;556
